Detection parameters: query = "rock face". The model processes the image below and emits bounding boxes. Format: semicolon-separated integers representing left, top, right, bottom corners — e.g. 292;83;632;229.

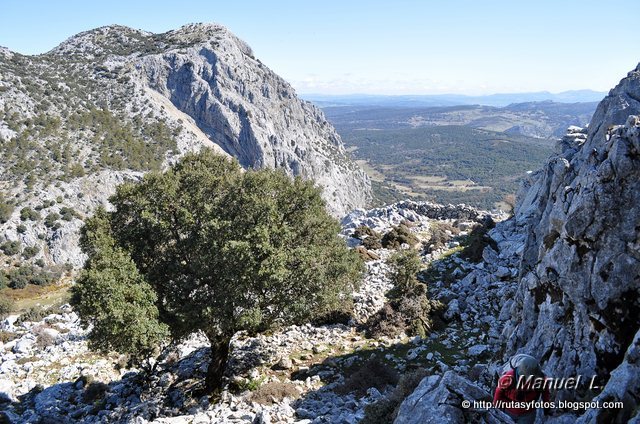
0;23;370;268
131;24;370;216
502;64;640;416
394;372;512;424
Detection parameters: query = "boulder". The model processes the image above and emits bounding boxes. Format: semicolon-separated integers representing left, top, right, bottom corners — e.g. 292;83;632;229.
393;371;512;424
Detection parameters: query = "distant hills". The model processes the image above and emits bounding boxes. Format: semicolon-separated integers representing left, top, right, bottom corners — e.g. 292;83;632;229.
303;89;606;108
322;100;598;139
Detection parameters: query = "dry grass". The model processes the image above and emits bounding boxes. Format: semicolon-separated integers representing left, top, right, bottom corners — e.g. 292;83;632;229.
1;282;71;313
250;381;300;405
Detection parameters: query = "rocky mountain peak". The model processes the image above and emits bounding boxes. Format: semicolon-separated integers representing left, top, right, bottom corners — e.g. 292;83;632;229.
0;24;370;268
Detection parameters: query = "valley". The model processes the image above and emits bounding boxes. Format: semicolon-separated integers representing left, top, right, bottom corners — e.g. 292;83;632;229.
321;102;596;210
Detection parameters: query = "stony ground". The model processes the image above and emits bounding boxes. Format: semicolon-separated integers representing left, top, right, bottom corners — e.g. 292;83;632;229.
0;201;523;423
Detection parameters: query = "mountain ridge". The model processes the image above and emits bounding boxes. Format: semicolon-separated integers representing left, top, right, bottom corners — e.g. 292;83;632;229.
0;23;371;268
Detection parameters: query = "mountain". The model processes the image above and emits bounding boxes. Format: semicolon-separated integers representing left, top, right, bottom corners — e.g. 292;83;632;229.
503;64;640;422
304;90;607;108
392;63;640;423
322;101;598;139
0;23;370;267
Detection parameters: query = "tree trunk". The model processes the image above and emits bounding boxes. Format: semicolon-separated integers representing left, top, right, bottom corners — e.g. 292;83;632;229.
205;336;231;392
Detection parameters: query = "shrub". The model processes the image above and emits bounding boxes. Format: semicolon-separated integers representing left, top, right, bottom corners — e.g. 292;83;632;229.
250;381;299;405
361;368;430;424
16;224;27;234
353;225;382;250
459;218;497;263
365;250;443;338
44;212;61;228
19;207;40;222
82;381;109;404
22;245;40;259
59;207;79;221
424;222;459;253
381;224;419;249
335;358;399;398
0;295;14;316
72;150;363;392
34;325;57;349
6;265;61;289
1;240;21;256
0;195;14;223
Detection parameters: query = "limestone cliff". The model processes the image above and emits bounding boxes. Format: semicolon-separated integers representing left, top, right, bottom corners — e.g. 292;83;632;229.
503;64;640;420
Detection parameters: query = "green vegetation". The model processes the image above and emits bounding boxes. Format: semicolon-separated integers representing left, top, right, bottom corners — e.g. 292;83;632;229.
71;210;169;367
0;295;14;316
1;264;62;289
361;368;430;423
1;240;21;256
72;150;363;391
365;249;443;338
20;207;40;221
381;223;419;249
0;193;14;223
339;125;554;209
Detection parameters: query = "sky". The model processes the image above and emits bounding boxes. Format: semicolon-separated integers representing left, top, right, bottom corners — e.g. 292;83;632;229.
1;0;638;95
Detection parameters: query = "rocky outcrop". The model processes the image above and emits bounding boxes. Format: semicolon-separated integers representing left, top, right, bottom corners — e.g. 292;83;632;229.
503;64;640;415
393;371;511;424
131;24;370;216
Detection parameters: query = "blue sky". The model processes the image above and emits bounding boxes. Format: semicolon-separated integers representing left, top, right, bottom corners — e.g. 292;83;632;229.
1;0;637;95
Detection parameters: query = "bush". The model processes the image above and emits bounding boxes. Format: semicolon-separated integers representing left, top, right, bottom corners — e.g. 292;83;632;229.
361;368;430;424
59;207;78;221
1;240;22;256
82;381;109;404
0;195;14;223
20;207;40;222
22;245;40;259
424;222;459;253
6;265;61;289
335;358;399;398
44;212;61;228
364;250;443;338
16;224;27;234
459;218;497;263
250;381;299;405
353;225;382;250
0;295;14;316
381;224;419;249
34;325;57;349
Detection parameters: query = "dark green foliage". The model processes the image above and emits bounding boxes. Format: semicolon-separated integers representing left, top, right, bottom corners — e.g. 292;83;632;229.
0;194;14;223
44;212;61;228
22;245;40;259
459;218;497;262
71;209;169;366
20;207;40;221
0;295;14;317
1;240;21;256
337;124;554;209
59;207;79;221
365;250;443;338
74;150;363;390
381;224;419;249
67;108;176;172
6;264;61;288
16;224;27;234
